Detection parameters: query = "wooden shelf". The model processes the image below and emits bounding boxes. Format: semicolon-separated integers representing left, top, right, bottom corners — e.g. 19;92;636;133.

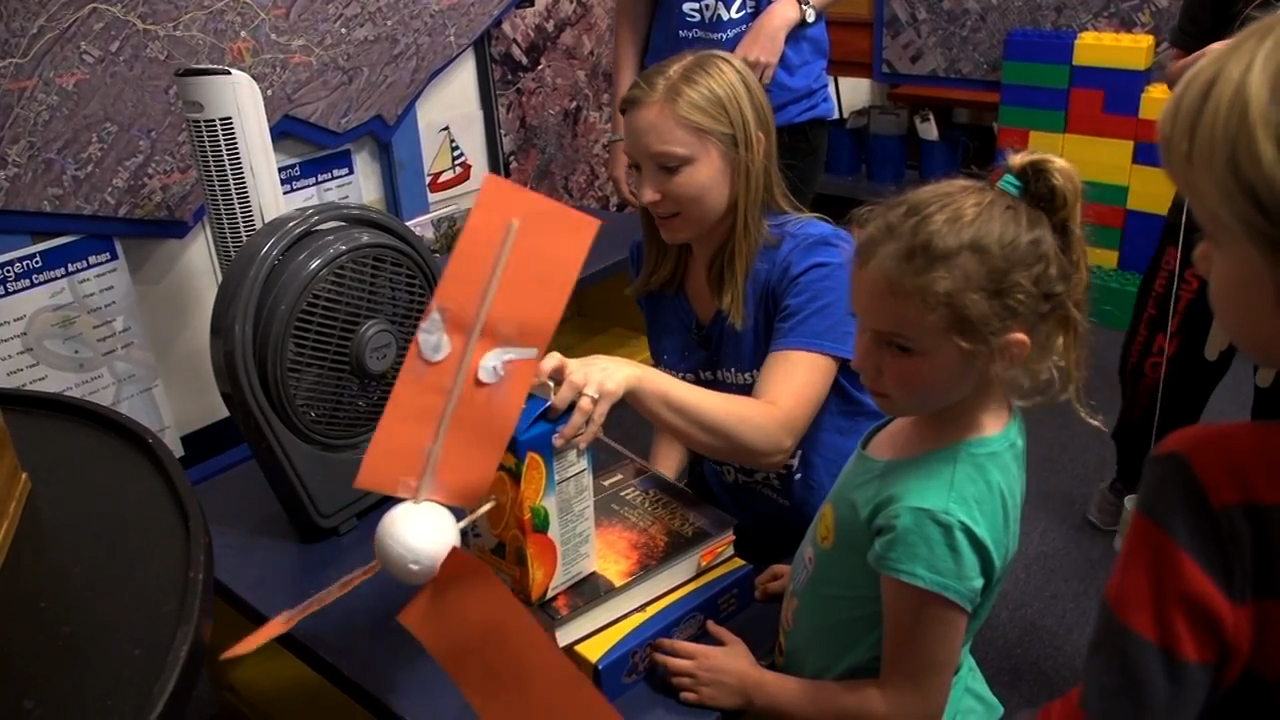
827;3;873;79
886;85;1000;110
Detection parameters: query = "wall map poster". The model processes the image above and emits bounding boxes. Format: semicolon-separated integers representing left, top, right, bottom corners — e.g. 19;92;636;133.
0;235;181;455
878;0;1179;84
490;0;620;211
0;0;516;223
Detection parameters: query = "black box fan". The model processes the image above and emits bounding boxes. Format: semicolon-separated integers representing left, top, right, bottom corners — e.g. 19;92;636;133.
210;202;442;540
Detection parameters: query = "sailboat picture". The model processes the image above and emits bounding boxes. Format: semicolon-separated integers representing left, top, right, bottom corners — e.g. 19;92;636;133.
427;125;474;195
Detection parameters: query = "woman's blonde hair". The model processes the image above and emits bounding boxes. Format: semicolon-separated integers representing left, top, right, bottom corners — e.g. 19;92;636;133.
622;50;805;327
1161;10;1280;261
852;152;1096;423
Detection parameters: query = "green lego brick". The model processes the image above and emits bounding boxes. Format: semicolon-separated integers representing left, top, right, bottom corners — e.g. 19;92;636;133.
1086;224;1123;250
1084;181;1129;208
1089;266;1141;331
1001;61;1072;89
997;105;1066;134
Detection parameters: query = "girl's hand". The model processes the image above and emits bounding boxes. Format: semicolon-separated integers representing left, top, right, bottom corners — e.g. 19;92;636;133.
754;564;791;600
652;621;765;710
538;352;642;449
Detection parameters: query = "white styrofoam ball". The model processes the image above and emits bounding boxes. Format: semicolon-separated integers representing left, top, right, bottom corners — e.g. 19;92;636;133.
374;500;461;585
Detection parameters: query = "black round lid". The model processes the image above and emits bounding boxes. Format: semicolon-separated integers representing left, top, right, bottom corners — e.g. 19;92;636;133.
0;389;212;718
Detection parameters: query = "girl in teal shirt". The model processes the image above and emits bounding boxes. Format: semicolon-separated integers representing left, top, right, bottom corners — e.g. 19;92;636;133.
653;152;1097;718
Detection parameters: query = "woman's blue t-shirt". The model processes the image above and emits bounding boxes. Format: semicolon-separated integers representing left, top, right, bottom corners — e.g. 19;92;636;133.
630;216;884;564
642;0;835;127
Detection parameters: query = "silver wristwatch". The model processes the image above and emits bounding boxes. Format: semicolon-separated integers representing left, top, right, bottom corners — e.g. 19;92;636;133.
796;0;818;24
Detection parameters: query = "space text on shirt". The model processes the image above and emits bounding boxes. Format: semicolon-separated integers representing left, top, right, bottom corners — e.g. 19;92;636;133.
657;365;760;386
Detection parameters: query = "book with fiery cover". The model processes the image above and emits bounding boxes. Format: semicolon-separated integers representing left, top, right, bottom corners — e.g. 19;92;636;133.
534;461;735;646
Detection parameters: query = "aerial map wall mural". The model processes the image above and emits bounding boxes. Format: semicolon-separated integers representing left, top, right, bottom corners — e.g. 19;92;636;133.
489;0;620;212
0;0;518;223
879;0;1179;84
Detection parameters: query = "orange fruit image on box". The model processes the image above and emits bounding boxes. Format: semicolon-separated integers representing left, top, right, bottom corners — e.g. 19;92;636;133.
465;392;596;604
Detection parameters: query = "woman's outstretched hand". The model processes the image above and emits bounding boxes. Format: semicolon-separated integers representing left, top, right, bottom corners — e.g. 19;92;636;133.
538;352;643;450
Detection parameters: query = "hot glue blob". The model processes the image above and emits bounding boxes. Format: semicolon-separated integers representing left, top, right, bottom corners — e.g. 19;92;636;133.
374;500;462;585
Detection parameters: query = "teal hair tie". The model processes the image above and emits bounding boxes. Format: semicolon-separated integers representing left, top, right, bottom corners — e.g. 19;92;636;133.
995;173;1024;198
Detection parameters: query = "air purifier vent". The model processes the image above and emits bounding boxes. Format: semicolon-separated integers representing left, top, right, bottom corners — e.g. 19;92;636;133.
186;116;258;272
175;65;287;283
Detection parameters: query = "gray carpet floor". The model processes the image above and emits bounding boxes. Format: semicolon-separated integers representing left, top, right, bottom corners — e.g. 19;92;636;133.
185;324;1257;717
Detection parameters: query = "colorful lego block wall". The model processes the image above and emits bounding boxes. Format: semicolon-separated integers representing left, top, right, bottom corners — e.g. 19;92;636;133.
997;29;1176;330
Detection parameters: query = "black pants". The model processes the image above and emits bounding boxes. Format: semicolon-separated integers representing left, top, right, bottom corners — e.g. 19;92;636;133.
1110;196;1280;495
776;118;829;209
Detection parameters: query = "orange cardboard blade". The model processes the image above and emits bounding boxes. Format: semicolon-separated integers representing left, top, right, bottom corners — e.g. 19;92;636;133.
355;175;601;506
399;550;621;719
220;560;381;660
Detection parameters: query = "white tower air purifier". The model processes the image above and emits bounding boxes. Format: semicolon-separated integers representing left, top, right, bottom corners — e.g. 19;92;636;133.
175;66;286;281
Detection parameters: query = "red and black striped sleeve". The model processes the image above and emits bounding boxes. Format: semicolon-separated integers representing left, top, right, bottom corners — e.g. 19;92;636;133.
1037;422;1278;719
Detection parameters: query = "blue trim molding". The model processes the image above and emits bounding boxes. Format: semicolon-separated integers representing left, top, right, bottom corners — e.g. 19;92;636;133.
387;105;431;220
0;234;33;254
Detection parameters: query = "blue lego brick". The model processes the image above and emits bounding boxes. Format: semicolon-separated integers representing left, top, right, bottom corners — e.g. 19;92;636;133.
1133;141;1161;167
1004;29;1078;66
998;84;1069;112
1119;209;1166;273
1070;66;1151;116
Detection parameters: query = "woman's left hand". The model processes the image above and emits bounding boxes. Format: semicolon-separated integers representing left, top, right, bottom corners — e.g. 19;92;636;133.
538;352;643;449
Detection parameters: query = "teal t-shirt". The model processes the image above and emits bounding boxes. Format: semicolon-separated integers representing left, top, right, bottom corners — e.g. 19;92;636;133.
775;413;1026;719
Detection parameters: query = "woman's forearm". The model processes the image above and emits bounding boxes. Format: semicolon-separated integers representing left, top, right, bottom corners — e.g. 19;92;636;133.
648;429;689;480
627;363;799;471
612;0;655;131
1166;49;1192;88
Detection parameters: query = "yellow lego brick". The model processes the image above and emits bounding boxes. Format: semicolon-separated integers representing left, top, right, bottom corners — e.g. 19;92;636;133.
1062;134;1134;184
1028;130;1064;156
1072;159;1133;186
1062;133;1134;164
1073;31;1156;71
1126;165;1177;215
1138;83;1170;121
1087;247;1119;268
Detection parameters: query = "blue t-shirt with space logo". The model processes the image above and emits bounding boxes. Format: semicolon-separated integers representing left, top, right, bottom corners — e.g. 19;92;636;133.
642;0;835;128
630;216;883;565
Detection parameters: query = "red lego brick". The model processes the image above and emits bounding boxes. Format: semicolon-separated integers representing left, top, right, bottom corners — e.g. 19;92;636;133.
1067;88;1137;140
1070;87;1105;113
1135;118;1158;144
997;126;1030;152
1083;202;1126;229
1069;113;1137;140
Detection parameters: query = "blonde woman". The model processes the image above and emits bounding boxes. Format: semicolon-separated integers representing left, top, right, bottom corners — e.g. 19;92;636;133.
541;50;883;567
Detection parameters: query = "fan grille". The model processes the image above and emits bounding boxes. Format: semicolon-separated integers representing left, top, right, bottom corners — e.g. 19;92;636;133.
282;247;430;443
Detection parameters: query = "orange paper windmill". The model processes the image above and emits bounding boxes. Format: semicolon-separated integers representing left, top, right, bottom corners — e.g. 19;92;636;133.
221;175;620;718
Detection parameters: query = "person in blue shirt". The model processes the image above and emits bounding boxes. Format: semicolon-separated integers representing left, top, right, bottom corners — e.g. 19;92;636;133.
609;0;836;209
540;50;882;567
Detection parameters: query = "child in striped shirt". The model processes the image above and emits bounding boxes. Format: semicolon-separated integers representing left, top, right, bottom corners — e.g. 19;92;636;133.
1039;10;1280;718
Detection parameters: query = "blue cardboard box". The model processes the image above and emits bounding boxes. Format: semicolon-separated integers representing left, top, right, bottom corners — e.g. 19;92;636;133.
569;557;756;701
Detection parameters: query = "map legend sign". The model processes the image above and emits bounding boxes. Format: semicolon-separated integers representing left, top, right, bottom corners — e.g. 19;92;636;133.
0;235;181;455
278;148;364;211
